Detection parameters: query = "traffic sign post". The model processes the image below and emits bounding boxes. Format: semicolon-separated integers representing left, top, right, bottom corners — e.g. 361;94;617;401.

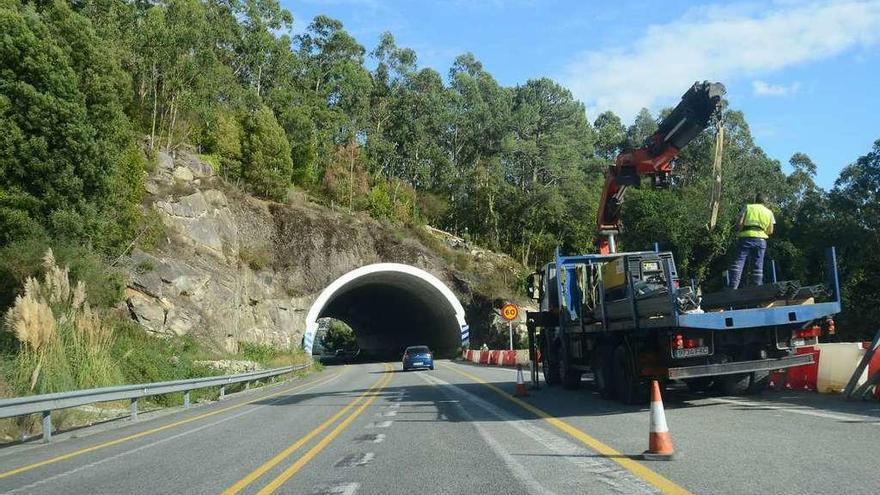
501;303;518;350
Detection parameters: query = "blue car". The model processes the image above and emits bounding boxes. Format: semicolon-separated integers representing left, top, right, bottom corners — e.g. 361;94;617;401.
402;345;434;371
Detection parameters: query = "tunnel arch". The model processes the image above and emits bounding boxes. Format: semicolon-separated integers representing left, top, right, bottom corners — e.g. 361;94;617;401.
303;263;469;358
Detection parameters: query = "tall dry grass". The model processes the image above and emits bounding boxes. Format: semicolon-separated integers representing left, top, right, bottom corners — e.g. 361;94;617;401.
2;250;121;395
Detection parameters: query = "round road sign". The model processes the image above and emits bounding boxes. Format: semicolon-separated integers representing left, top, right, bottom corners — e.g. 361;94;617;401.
501;303;519;321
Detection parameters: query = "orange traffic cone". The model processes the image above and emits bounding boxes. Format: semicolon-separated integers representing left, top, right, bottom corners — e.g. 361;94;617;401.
641;380;676;460
514;364;529;397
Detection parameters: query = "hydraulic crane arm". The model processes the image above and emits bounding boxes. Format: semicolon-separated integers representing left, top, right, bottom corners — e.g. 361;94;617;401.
596;81;725;254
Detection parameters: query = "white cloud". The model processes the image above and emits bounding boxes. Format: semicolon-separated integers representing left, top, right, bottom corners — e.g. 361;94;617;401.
562;1;880;121
752;80;801;96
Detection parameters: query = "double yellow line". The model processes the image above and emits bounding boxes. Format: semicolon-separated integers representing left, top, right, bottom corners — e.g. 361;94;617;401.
0;367;338;480
224;363;393;495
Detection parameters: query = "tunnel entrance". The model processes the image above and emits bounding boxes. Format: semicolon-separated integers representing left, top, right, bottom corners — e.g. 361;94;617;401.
303;264;469;359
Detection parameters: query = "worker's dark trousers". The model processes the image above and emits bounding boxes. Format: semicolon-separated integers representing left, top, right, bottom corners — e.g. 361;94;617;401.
728;237;766;289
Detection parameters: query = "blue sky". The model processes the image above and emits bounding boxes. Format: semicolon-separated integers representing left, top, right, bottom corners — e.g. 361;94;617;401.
283;0;880;189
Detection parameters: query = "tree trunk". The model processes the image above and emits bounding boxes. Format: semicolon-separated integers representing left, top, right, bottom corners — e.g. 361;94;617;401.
149;66;158;152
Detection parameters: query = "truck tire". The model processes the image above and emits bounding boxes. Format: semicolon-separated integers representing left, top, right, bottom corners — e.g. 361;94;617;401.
718;373;751;395
613;345;648;405
562;366;582;390
745;370;769;395
592;347;616;399
684;377;715;394
542;341;561;386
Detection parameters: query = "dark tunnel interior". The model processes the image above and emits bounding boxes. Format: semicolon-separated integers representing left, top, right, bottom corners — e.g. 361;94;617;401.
317;271;463;359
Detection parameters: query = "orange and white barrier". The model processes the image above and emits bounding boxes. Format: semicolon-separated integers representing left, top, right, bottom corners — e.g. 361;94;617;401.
462;348;532;368
769;342;880;399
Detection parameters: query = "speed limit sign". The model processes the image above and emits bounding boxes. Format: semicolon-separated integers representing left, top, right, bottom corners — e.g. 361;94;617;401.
501;303;519;321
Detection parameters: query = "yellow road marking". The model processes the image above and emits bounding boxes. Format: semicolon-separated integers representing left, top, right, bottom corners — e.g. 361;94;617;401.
256;366;393;494
441;363;694;495
0;366;337;480
222;364;390;495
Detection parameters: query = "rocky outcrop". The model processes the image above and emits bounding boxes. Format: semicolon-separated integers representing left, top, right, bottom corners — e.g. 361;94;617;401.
124;150;527;352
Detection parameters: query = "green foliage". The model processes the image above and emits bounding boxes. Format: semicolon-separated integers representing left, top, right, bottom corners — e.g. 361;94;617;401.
241;106;294;201
2;250;123;395
0;0;141;254
202;108;243;177
321;320;357;351
0;239;125;314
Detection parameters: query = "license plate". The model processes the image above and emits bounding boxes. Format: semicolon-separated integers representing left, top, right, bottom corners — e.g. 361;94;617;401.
790;338;806;347
673;347;710;359
413;362;423;366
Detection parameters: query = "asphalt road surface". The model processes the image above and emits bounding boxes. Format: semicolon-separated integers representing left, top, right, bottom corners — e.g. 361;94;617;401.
0;360;878;495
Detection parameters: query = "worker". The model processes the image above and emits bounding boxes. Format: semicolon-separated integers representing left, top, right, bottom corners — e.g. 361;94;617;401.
727;193;775;289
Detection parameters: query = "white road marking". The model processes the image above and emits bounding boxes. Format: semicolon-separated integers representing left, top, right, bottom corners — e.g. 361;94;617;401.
365;421;393;428
309;482;360;495
413;372;555;495
417;371;658;495
334;453;374;468
1;373;344;495
708;397;880;425
376;410;397;417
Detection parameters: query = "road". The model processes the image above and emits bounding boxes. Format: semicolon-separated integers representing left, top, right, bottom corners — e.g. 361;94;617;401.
0;360;878;494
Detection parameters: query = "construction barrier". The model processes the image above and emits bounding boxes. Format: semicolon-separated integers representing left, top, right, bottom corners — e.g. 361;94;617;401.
487;350;498;365
461;348;531;368
863;341;880;399
502;350;517;366
464;341;878;399
767;342;880;398
817;343;865;393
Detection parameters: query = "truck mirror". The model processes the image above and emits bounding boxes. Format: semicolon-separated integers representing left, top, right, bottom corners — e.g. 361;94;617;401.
526;272;541;300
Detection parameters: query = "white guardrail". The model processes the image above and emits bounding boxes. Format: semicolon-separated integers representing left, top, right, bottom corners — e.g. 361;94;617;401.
0;363;310;443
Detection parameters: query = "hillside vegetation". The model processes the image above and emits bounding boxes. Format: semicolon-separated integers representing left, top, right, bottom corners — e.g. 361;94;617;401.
1;0;877;370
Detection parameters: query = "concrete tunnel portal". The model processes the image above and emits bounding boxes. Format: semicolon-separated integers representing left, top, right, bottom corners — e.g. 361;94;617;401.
303;264;469;359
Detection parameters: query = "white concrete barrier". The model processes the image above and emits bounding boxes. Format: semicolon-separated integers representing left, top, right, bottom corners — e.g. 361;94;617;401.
816;343;868;393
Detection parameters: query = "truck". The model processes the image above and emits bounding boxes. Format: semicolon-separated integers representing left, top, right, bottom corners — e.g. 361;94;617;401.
525;82;841;403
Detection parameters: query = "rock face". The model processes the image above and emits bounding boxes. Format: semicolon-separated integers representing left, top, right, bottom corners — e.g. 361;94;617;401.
125;151;526;351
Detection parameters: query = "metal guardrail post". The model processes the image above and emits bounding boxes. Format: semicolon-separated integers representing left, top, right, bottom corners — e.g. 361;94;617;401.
42;411;51;443
130;398;138;420
219;385;226;400
845;328;880;400
183;390;191;409
244;381;250;391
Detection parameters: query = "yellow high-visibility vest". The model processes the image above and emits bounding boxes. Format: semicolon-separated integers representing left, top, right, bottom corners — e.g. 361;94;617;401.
739;204;774;238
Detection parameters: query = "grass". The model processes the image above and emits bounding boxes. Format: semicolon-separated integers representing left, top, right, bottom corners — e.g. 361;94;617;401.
238;246;273;271
0;251;314;441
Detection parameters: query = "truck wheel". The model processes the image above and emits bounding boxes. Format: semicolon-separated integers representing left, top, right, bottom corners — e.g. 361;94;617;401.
562;366;582;390
718;373;751;395
745;371;769;395
542;343;561;386
684;377;715;394
592;348;616;399
613;345;647;405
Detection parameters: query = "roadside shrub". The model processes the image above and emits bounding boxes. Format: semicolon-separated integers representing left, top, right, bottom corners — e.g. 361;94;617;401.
0;239;125;324
2;250;122;395
241;106;294;201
